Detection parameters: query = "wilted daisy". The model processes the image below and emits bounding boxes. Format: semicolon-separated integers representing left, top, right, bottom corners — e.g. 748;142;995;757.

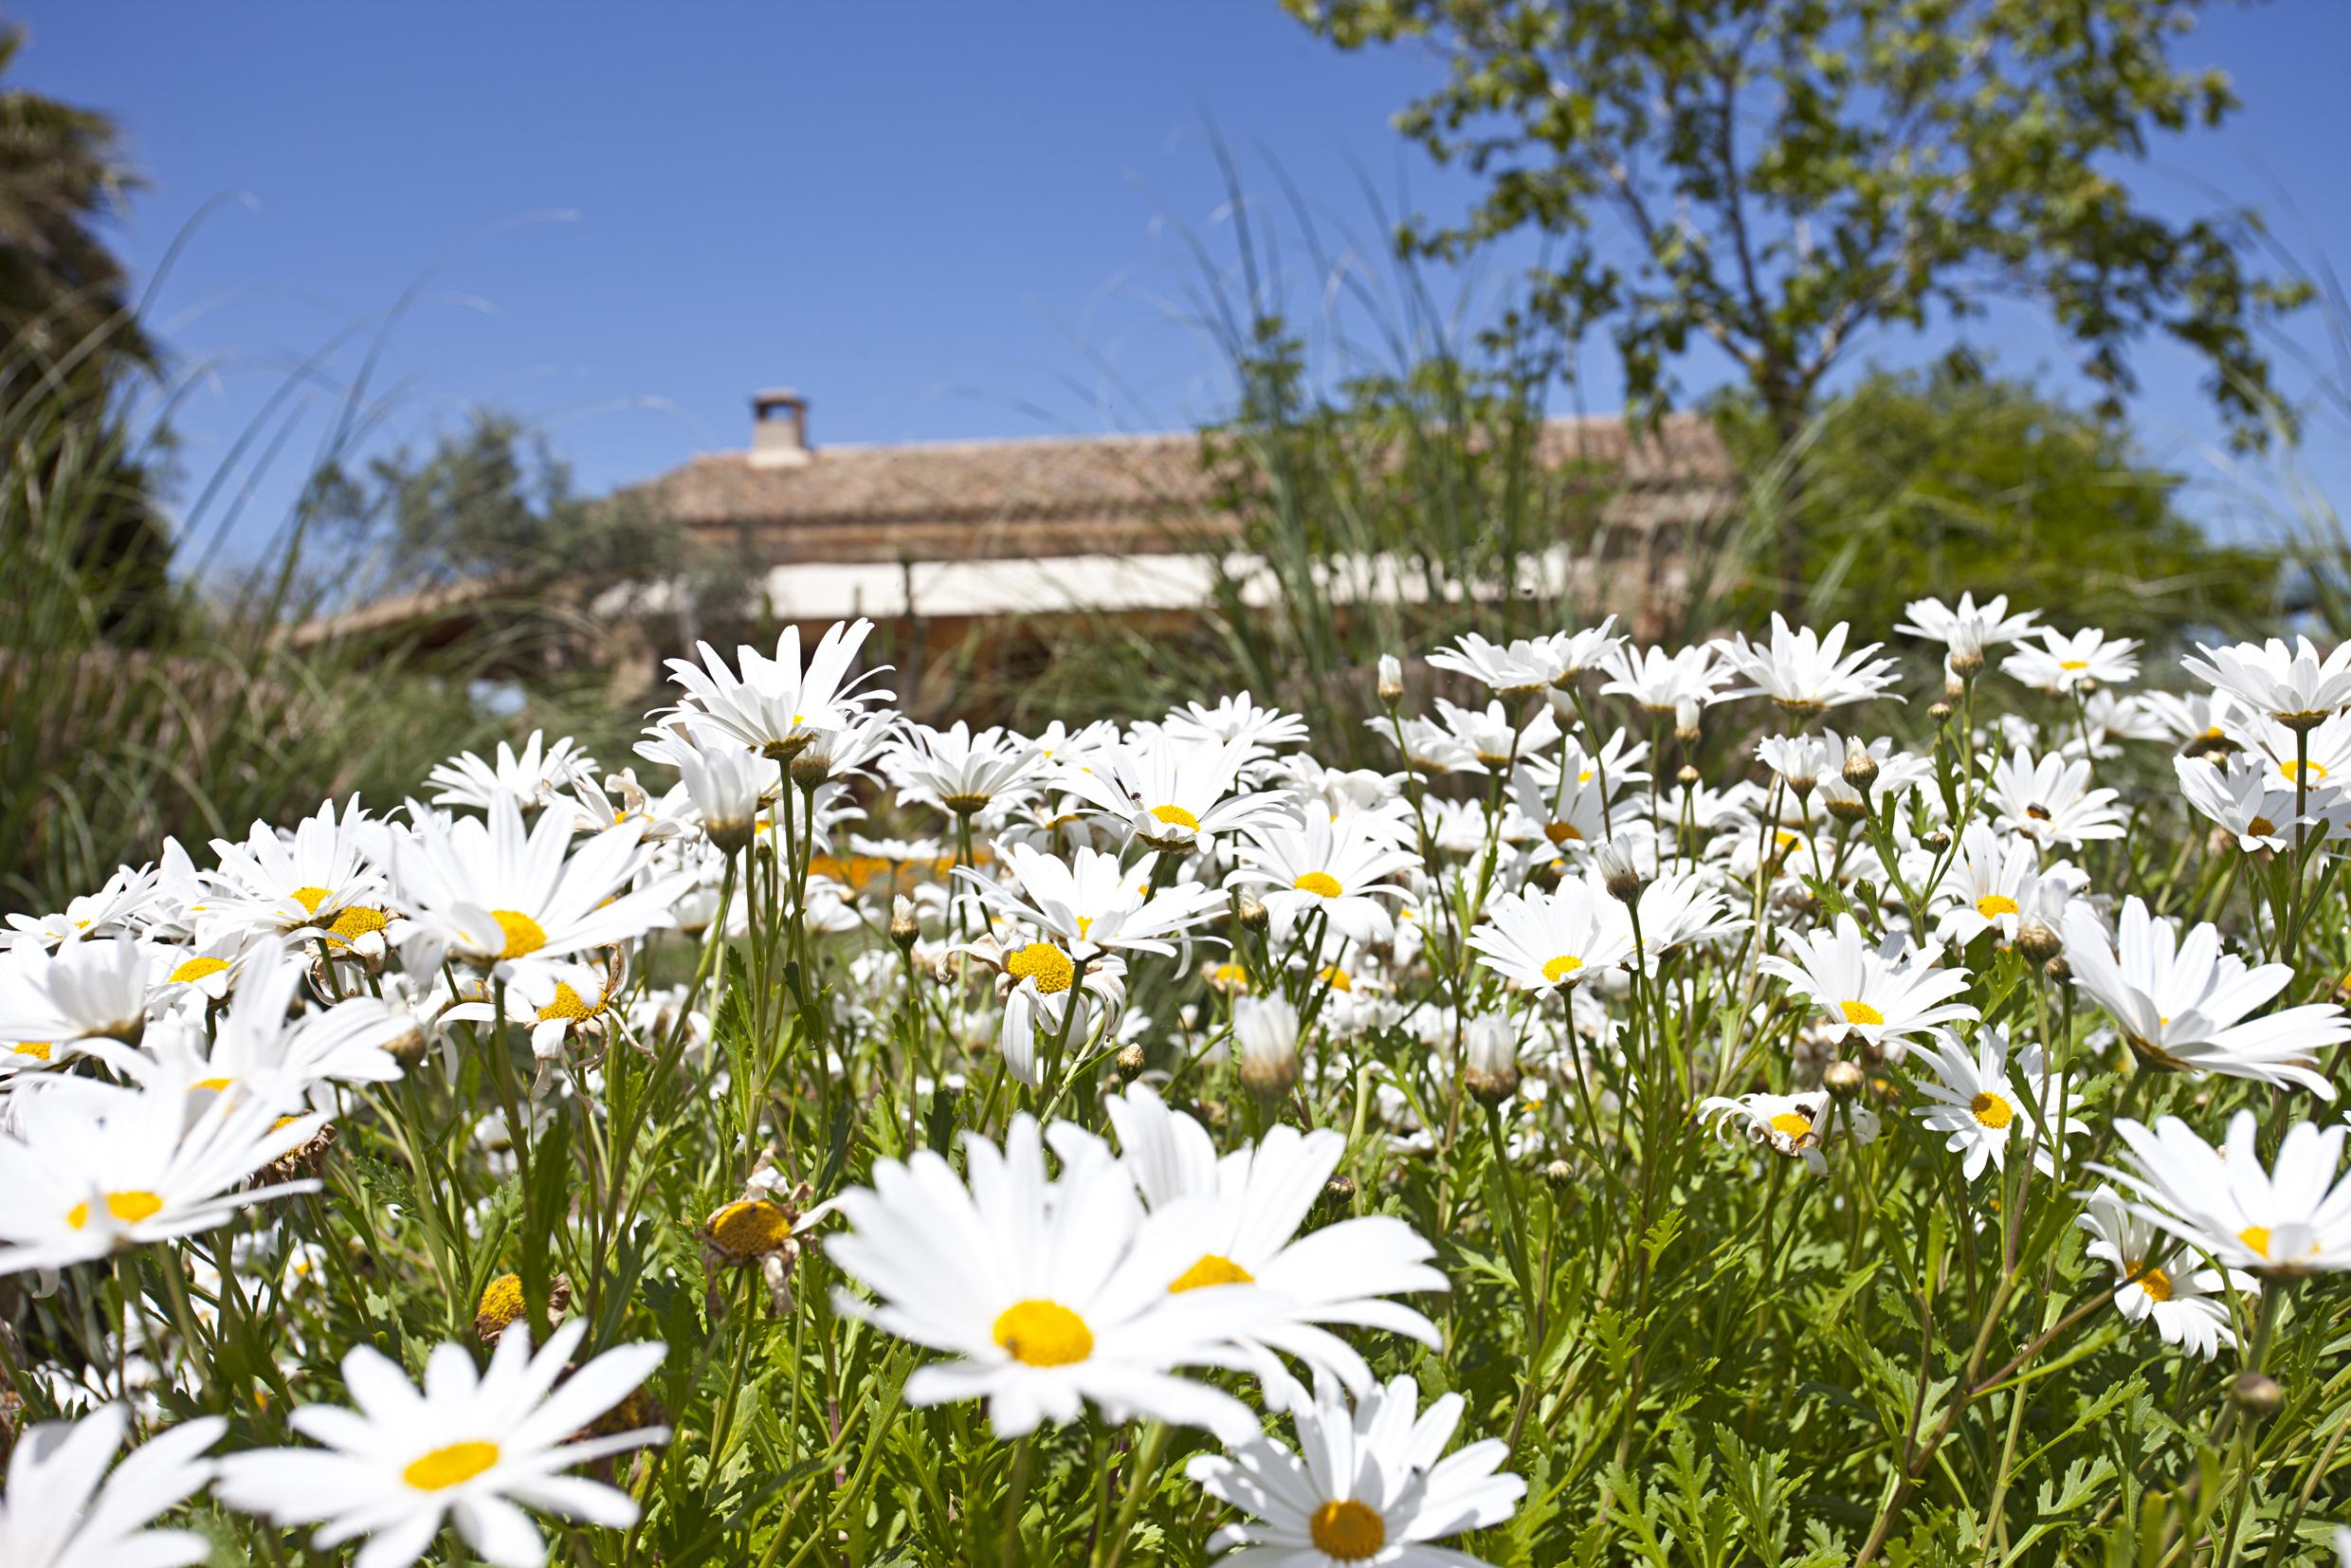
390;791;686;977
214;1320;668;1568
2174;753;2305;853
1987;746;2125;848
1232;994;1302;1097
427;731;600;811
2077;1186;2252;1361
824;1116;1277;1440
2094;1112;2351;1278
2062;897;2347;1097
1467;880;1632;993
1713;614;1899;715
2000;626;2139;693
0;1403;225;1568
2185;635;2351;728
0;1071;325;1274
1230;811;1421;945
1185;1373;1523;1567
1697;1089;1879;1174
1759;915;1978;1058
1084;1085;1447;1390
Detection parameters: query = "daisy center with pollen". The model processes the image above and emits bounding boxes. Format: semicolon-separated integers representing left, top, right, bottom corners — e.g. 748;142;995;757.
1542;955;1584;984
2059;660;2089;671
537;982;603;1024
290;885;334;915
1768;1109;1813;1139
1148;804;1200;831
404;1440;501;1491
1968;1092;2014;1129
1975;894;2018;919
2136;1265;2174;1303
993;1299;1093;1366
1293;871;1343;898
489;909;547;960
170;956;229;984
708;1199;794;1262
1544;821;1583;845
1169;1253;1255;1292
2284;760;2329;783
2248;816;2276;838
1839;1000;1884;1027
1310;1499;1388;1559
1007;942;1076;994
66;1190;164;1230
327;905;390;945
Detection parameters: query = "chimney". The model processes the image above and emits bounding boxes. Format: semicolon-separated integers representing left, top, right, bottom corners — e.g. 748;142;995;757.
749;388;811;468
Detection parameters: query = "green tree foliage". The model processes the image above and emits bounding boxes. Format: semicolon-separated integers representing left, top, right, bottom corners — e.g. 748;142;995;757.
1720;364;2279;642
0;25;172;635
1283;0;2309;595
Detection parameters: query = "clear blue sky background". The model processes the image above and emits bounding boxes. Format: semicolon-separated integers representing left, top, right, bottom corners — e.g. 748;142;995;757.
12;2;2350;562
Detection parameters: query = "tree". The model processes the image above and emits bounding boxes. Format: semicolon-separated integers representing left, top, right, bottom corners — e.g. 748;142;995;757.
1715;362;2278;641
1283;0;2308;599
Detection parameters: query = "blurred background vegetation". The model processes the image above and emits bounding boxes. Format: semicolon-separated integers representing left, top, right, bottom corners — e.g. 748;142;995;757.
6;4;2343;910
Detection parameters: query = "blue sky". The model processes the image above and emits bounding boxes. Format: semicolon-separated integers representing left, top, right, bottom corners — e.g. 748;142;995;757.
12;1;2349;560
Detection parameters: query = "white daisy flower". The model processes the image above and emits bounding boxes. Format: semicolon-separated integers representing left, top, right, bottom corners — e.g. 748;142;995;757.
1230;811;1421;946
2060;897;2347;1098
1697;1089;1879;1174
214;1320;668;1568
2138;687;2244;755
2093;1111;2351;1278
1986;745;2125;848
1427;631;1561;696
1185;1373;1523;1567
824;1116;1279;1441
2185;635;2351;728
1713;614;1900;714
884;720;1045;820
205;795;394;950
1909;1026;2083;1179
1232;994;1302;1096
1896;592;2040;665
1929;822;2083;947
1598;643;1729;716
1080;1085;1447;1390
1758;914;1978;1058
1467;879;1633;993
661;617;892;759
1163;692;1313;764
1431;696;1559;772
388;791;687;978
100;948;408;1112
2174;753;2305;853
958;842;1224;959
2076;1185;2252;1361
636;726;773;852
1545;617;1627;682
427;731;601;811
954;931;1127;1086
0;933;159;1055
0;1070;326;1274
2;863;166;953
1056;732;1295;855
2237;711;2351;796
0;1403;225;1568
1757;733;1836;794
1363;714;1486;775
1999;626;2139;693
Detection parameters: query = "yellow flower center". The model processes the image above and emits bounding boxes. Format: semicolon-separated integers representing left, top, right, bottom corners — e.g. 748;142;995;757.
2239;1226;2272;1259
1578;767;1596;783
403;1440;501;1491
489;909;547;960
1148;804;1200;831
170;957;230;984
1541;955;1584;984
1839;1000;1885;1027
290;885;333;914
2283;760;2330;783
477;1273;526;1331
1211;961;1251;992
1974;894;2018;920
992;1299;1093;1366
536;982;601;1024
192;1076;233;1092
1319;965;1352;992
1544;821;1583;845
708;1199;794;1261
2059;660;2089;672
1309;1499;1388;1559
2138;1265;2173;1304
1768;1110;1813;1139
1169;1253;1255;1293
1293;870;1343;898
13;1043;50;1061
1969;1092;2014;1129
2248;816;2276;839
327;905;391;945
1076;915;1093;939
66;1190;165;1231
1007;941;1076;995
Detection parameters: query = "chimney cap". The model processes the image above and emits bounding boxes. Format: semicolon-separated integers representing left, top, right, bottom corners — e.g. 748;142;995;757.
752;387;807;411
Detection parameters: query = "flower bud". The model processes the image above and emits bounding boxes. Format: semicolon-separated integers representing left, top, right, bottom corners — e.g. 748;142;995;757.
1597;839;1645;903
1823;1059;1866;1098
1675;764;1700;788
788;749;833;791
2043;954;2072;986
1233;995;1300;1100
2228;1372;2283;1419
2014;918;2064;965
1463;1016;1520;1106
1376;654;1404;704
1842;738;1879;794
1115;1041;1146;1080
1234;893;1269;932
1923;829;1951;853
1540;1158;1576;1192
1314;1174;1357;1224
1947;647;1984;681
1823;791;1868;825
889;895;920;950
1674;699;1703;744
1928;701;1954;724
